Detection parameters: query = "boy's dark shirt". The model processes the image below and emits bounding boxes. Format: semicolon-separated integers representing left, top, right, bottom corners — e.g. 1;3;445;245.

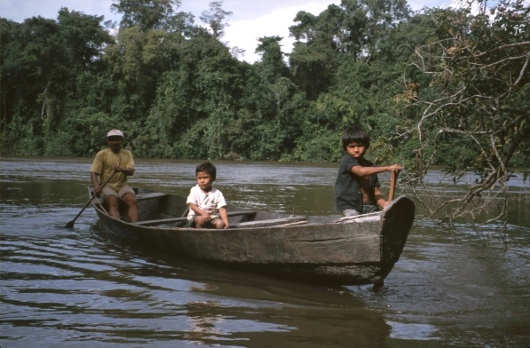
334;155;381;212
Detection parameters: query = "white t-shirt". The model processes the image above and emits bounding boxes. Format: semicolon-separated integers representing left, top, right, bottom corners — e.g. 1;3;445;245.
186;185;227;221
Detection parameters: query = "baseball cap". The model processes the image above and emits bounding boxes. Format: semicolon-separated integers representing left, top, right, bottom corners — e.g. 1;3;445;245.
107;129;124;138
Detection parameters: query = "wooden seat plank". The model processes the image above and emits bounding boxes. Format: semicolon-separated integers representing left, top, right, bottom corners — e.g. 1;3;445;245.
233;216;307;228
134;216;187;226
136;192;168;200
133;210;257;226
94;191;168;205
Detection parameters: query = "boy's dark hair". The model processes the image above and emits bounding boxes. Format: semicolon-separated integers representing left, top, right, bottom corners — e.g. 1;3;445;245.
341;125;370;151
195;161;217;180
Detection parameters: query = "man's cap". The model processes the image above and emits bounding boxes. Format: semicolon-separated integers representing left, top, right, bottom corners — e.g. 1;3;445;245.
107;129;124;138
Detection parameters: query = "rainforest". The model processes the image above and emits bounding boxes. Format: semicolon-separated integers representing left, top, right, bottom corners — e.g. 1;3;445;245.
1;0;528;174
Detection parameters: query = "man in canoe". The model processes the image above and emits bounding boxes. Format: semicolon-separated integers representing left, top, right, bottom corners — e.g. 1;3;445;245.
334;125;402;216
90;129;138;222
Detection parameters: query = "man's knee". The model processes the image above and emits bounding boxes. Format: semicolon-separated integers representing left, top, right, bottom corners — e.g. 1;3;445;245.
105;195;119;208
121;193;137;206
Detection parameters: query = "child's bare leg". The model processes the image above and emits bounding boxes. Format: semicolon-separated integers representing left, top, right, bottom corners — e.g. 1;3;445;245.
194;216;207;228
213;219;225;229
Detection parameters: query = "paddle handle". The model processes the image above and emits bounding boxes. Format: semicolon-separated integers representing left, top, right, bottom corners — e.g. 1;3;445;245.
388;170;399;202
65;170;117;227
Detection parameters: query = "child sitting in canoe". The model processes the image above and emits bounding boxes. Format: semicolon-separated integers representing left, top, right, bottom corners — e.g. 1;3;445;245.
334;125;402;216
187;161;230;229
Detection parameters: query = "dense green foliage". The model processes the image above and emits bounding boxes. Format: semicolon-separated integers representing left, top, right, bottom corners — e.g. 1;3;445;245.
1;0;528;176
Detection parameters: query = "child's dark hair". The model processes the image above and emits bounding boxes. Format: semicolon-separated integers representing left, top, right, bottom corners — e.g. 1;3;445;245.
195;161;217;180
341;125;370;151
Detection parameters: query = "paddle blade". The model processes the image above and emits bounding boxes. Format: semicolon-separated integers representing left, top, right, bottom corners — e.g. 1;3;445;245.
65;221;75;228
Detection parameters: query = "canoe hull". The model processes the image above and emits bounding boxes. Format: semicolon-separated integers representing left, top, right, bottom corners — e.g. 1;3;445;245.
92;188;415;285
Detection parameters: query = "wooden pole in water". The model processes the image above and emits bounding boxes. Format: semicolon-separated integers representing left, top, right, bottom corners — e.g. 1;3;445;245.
374;170;399;291
388;170;399;202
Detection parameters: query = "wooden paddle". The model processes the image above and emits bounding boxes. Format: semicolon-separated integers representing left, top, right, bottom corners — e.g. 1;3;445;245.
65;170;117;228
387;169;399;202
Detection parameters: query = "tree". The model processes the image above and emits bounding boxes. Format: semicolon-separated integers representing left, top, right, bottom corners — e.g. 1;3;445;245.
0;9;113;155
397;0;530;228
136;33;249;159
340;0;411;61
288;0;411;100
255;36;289;83
111;0;192;32
289;7;341;100
200;1;233;40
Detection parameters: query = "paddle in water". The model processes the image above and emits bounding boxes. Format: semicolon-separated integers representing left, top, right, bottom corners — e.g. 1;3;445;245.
65;170;117;228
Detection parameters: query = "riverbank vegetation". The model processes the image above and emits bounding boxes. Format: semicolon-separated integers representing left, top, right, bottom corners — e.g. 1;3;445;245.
1;0;528;224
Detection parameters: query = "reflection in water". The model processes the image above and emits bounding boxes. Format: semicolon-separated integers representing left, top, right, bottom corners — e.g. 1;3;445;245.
387;321;440;340
1;157;530;347
184;301;226;343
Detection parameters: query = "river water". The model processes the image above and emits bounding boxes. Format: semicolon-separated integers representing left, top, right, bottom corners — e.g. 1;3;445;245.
1;156;529;347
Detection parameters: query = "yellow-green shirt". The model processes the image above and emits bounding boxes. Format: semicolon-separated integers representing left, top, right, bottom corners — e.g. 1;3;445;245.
90;148;135;191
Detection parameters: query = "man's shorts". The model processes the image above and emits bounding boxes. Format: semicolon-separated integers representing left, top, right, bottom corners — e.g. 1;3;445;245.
100;185;135;202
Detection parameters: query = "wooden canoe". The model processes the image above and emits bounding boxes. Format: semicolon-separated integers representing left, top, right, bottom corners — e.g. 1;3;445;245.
90;187;415;286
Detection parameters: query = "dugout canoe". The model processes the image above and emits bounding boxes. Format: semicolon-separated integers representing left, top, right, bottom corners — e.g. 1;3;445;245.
90;187;415;286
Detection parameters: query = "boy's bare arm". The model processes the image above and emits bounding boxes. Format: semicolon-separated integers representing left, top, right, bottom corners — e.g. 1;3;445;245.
350;164;401;177
374;187;387;208
189;203;211;221
218;207;229;229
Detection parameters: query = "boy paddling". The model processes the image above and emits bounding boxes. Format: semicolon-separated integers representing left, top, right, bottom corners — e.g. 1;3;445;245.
334;125;402;216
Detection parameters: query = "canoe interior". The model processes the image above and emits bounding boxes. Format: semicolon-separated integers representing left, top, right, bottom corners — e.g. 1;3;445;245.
94;186;338;227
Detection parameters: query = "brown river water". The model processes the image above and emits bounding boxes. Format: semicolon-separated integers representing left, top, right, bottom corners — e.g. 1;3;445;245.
1;156;529;347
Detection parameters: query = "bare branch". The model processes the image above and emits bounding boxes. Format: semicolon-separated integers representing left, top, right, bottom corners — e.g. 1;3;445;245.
478;51;530;72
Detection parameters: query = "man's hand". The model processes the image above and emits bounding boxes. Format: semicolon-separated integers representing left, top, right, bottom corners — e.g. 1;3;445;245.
113;165;134;176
